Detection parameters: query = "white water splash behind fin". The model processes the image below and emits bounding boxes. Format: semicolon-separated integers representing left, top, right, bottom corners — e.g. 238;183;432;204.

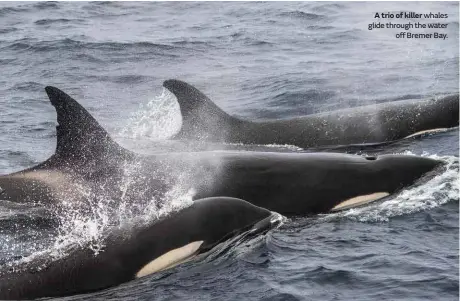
121;88;182;140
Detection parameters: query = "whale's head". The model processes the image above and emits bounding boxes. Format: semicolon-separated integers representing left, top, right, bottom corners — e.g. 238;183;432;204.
329;153;443;212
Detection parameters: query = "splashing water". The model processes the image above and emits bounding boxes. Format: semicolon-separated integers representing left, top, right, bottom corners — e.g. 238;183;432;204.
5;159;195;269
121;89;182;140
24;89;193;262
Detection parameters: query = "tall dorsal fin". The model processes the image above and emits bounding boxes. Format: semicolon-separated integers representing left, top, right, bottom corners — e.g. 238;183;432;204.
163;79;242;140
44;86;125;165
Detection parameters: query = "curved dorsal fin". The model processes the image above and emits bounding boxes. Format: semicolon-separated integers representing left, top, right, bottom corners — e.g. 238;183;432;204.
44;86;124;165
163;79;241;140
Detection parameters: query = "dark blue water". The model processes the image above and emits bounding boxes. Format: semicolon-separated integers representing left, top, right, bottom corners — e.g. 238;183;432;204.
0;2;458;300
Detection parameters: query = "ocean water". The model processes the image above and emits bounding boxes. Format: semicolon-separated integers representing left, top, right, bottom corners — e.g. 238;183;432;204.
0;2;458;300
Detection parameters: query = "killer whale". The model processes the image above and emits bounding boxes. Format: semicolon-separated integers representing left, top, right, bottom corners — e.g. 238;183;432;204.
163;79;459;148
0;86;442;216
0;197;279;300
165;150;441;215
0;85;448;300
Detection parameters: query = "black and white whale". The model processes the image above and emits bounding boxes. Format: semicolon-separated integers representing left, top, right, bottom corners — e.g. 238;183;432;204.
0;86;443;216
163;79;459;148
0;197;279;300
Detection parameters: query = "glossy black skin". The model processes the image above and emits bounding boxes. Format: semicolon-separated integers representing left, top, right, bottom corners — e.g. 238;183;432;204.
0;197;274;300
0;86;443;299
0;87;442;217
167;151;441;216
163;79;459;148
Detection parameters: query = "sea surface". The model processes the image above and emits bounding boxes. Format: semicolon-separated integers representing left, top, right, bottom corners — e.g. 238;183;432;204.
0;2;459;301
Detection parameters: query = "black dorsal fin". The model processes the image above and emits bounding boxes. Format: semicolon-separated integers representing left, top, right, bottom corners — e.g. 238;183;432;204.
163;79;242;140
44;86;125;165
